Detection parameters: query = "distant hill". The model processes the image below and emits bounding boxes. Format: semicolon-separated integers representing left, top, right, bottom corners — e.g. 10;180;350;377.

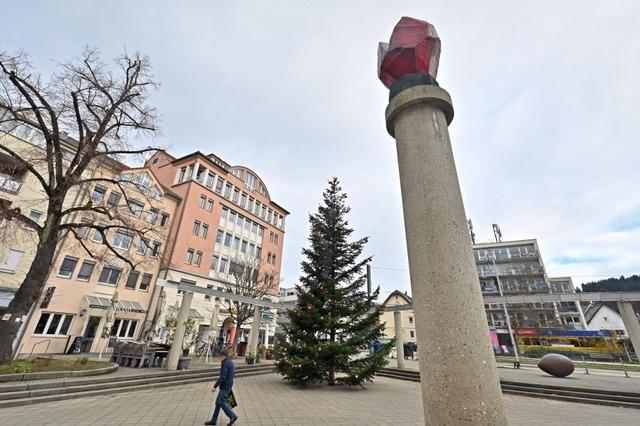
580;275;640;292
580;275;640;314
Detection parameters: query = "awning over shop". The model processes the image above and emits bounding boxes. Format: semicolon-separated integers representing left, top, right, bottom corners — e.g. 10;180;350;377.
85;296;146;313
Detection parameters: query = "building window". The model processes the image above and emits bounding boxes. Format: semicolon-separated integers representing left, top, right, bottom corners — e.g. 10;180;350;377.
216;230;223;244
246;173;256;189
76;260;96;281
241;240;248;253
218;258;228;274
244;219;251;231
269;232;274;243
248;198;254;211
232;189;240;203
251;223;258;234
150;241;161;257
107;191;122;208
98;266;122;286
33;313;73;336
195;166;205;183
125;270;140;289
206;172;215;188
408;317;414;325
205;284;213;300
193;220;201;235
139;273;152;291
267;209;273;223
90;186;106;203
210;255;219;271
257;227;263;237
0;249;24;273
224;184;232;198
215;178;224;194
58;256;79;278
77;219;92;238
256;246;262;258
91;227;104;243
112;231;133;250
261;206;267;219
236;215;244;228
185;249;194;264
160;213;170;228
267;253;272;264
254;202;261;216
224;233;232;247
272;254;276;264
410;330;415;338
274;234;279;245
249;243;256;256
127;200;144;218
136;239;148;255
178;167;186;183
199;194;206;208
233;236;240;250
26;210;43;228
194;251;203;267
201;224;209;239
206;199;214;212
146;208;158;224
229;211;236;223
110;319;138;339
240;193;247;208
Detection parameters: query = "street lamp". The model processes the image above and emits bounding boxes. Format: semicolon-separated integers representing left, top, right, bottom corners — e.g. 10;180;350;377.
491;258;520;367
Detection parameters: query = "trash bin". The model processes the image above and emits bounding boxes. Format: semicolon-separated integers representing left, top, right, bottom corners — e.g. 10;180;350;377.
177;357;190;370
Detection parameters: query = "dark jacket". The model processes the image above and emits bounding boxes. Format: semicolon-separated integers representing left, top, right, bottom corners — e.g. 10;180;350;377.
214;356;235;390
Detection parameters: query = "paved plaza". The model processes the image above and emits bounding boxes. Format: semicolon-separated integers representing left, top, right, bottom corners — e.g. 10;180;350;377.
0;373;637;425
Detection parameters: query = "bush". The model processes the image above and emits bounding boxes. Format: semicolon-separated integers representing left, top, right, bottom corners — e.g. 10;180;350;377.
76;357;89;365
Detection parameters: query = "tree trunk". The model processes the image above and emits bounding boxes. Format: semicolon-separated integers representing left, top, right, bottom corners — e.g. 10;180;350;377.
0;224;59;363
328;328;336;385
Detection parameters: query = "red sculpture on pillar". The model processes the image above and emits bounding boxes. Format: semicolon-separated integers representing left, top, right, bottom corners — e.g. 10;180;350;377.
378;16;441;89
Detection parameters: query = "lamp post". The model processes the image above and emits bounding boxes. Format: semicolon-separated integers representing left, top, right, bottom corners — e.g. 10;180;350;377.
379;17;507;425
491;258;520;367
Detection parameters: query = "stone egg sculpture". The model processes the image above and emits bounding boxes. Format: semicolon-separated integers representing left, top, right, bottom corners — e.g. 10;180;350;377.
537;353;575;377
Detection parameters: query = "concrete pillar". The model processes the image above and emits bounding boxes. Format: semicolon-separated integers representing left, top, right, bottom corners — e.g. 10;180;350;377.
394;311;406;369
576;301;588;330
263;322;269;346
617;302;640;358
248;305;262;355
166;291;193;370
209;301;220;339
386;84;507;424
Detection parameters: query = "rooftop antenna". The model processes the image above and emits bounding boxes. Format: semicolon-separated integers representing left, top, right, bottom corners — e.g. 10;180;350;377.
492;223;502;243
467;219;476;244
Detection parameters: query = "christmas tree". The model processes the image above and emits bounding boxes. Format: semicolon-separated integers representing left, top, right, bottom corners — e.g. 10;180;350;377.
275;178;393;386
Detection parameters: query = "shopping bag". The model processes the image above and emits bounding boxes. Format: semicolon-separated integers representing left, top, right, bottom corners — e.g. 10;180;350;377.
226;390;238;408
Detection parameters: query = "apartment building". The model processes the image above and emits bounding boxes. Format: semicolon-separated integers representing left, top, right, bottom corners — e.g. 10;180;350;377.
1;120;179;356
380;290;416;343
146;150;288;347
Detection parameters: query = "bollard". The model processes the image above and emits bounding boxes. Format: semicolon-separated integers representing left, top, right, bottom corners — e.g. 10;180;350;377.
620;359;630;378
582;356;589;375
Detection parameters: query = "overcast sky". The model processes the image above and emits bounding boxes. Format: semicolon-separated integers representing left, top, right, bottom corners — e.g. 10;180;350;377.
4;1;639;298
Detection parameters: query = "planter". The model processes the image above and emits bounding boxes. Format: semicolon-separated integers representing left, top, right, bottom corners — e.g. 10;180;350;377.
182;349;190;357
245;359;255;365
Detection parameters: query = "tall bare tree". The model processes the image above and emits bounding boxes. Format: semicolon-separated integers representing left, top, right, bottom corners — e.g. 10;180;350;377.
219;257;278;351
0;48;162;363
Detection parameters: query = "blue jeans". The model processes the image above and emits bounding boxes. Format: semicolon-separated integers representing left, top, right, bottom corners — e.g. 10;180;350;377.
210;388;236;424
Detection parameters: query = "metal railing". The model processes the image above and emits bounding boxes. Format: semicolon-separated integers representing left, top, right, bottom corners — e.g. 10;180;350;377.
28;339;51;359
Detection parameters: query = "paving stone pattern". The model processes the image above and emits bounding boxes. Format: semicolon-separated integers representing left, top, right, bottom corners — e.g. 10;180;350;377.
0;374;637;425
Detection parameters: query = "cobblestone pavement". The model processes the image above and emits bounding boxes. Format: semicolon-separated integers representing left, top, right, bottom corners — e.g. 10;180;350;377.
0;374;637;425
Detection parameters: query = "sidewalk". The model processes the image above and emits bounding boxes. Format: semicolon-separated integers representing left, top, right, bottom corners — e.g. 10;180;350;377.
392;357;639;393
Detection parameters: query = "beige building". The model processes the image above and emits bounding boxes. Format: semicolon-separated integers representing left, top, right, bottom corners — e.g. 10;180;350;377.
1;120;179;356
380;290;416;343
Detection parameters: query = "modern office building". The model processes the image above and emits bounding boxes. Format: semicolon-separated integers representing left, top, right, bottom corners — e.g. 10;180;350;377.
146;150;288;348
548;276;588;329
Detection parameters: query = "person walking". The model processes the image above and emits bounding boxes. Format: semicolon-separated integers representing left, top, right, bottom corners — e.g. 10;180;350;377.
205;349;238;426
